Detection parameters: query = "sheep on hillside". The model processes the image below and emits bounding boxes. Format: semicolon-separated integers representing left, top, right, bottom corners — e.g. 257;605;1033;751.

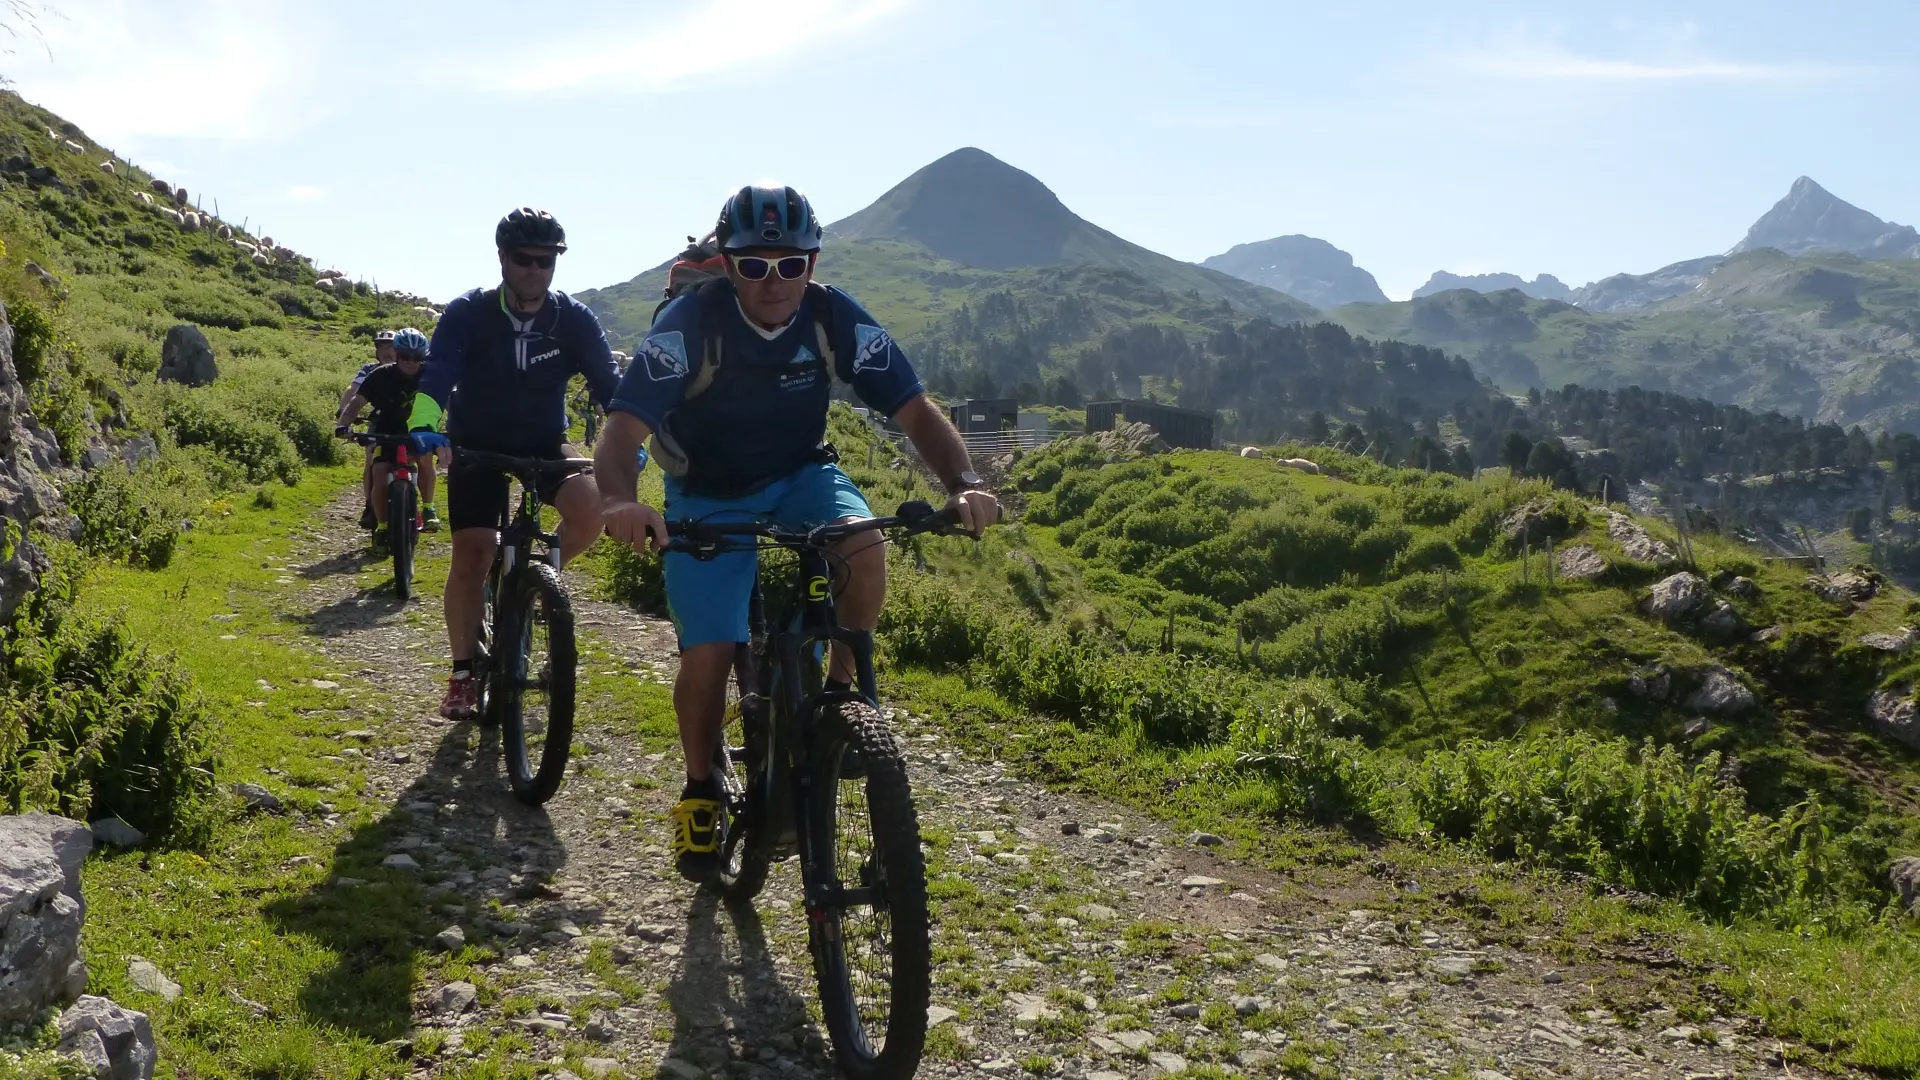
251;252;270;266
1276;457;1324;475
148;178;172;197
133;191;152;205
1239;446;1264;458
98;161;115;174
60;139;81;154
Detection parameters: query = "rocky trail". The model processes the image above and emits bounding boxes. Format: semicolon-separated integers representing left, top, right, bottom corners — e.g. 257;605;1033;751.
272;488;1835;1080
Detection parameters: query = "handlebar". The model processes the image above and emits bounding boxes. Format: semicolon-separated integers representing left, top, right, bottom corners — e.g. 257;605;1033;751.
454;447;595;479
661;499;982;558
337;426;412;449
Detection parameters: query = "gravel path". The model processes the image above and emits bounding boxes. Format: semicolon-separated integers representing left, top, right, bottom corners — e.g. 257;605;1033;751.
281;488;1834;1080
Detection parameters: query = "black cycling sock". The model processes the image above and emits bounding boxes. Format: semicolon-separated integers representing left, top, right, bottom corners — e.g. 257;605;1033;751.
681;775;721;801
452;659;474;677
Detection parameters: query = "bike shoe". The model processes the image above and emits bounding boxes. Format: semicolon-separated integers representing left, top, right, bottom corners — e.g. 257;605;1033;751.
421;505;441;532
359;503;377;530
370;527;390;557
671;795;723;884
439;674;480;721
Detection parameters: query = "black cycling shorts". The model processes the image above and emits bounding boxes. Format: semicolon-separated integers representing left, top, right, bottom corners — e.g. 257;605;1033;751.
446;441;586;532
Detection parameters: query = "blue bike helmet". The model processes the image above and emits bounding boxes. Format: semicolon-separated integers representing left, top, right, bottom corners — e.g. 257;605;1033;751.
392;327;428;356
715;184;821;252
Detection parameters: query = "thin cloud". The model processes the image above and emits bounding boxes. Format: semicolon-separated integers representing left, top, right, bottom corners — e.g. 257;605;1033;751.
8;0;326;144
484;0;913;94
1444;25;1837;84
285;185;327;202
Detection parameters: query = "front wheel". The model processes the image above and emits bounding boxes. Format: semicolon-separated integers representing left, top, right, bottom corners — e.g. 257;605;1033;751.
388;478;417;600
806;700;930;1080
711;644;774;901
498;561;576;805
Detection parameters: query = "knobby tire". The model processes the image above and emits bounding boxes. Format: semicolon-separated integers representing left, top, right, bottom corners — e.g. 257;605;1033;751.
499;561;576;805
388;479;416;601
807;700;930;1080
711;644;774;901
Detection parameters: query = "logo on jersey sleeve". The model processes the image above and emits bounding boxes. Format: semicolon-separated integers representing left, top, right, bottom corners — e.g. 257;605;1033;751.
852;324;893;375
640;331;689;382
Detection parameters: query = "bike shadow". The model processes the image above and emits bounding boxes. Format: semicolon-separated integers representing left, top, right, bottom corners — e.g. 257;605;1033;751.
296;549;376;580
264;717;567;1040
286;587;410;637
659;892;823;1075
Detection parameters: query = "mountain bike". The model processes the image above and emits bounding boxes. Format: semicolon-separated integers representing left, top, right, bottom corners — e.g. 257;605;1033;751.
664;500;983;1080
570;385;602;448
342;426;422;600
458;448;593;806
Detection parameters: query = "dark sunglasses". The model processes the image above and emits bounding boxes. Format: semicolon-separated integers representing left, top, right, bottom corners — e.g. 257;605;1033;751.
729;253;812;281
397;353;424;362
508;251;557;269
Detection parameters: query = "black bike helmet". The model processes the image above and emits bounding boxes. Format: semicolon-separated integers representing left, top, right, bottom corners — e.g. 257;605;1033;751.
495;207;568;252
714;184;821;252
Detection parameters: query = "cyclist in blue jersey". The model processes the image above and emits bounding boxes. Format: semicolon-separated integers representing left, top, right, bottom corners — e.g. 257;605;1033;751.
346;329;399;530
408;208;623;719
595;184;998;881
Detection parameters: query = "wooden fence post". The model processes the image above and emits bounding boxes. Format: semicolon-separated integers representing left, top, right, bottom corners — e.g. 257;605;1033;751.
1522;533;1530;585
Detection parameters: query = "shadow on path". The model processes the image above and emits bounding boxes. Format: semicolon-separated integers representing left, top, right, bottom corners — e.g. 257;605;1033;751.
265;716;567;1039
284;587;410;638
660;891;824;1075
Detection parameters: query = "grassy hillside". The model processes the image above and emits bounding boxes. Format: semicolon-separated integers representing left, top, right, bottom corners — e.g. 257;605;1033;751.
1331;250;1920;432
727;409;1920;1073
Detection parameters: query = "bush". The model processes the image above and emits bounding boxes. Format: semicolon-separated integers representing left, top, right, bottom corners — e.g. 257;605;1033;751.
163;390;302;484
1391;732;1870;923
0;550;219;839
8;296;56;384
67;461;196;568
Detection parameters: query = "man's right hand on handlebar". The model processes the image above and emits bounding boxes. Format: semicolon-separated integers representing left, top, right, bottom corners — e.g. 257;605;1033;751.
604;500;668;554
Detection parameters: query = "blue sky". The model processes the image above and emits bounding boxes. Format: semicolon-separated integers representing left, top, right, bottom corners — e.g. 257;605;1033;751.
7;0;1914;301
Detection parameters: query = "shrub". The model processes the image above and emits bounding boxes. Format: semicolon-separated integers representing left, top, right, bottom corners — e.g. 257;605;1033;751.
0;549;219;839
67;461;197;568
1391;732;1871;923
8;296;56;384
163;390;302;484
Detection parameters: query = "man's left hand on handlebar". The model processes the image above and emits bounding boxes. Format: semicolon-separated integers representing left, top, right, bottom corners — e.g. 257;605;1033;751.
948;488;1001;537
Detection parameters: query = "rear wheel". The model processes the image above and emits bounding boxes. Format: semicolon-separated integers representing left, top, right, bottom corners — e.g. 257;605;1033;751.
711;644;774;901
806;701;930;1080
499;561;576;805
388;479;417;600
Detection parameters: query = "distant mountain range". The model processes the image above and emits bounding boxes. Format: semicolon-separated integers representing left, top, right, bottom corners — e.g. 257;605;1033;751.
580;151;1920;433
1197;235;1386;309
1413;271;1572;303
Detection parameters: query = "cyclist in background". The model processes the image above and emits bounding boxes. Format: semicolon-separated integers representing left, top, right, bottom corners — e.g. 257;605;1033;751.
337;329;438;547
345;329;398;530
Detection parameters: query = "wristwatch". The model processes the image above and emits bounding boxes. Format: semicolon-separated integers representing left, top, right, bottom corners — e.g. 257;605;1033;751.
950;469;984;494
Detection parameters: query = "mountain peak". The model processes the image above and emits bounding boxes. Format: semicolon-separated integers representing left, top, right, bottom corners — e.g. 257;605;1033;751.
1200;235;1387;309
1730;177;1920;259
826;147;1076;269
1412;271;1573;302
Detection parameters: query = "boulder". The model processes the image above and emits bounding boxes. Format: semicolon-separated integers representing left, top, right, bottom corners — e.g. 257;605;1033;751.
1556;542;1608;581
0;813;90;1028
1814;567;1882;604
1869;687;1920;750
1685;665;1755;715
1699;601;1745;637
0;301;68;622
1644;572;1709;621
157;325;217;387
58;995;156;1079
1627;664;1671;702
1859;629;1916;653
1608;512;1675;564
1891;856;1920;917
1726;576;1761;599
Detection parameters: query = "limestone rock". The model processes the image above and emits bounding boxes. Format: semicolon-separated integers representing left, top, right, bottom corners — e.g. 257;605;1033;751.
1859;628;1916;653
1628;664;1671;701
1699;601;1745;637
88;817;145;848
157;324;217;387
1686;666;1755;715
1556;542;1608;581
1814;567;1882;604
1644;572;1709;621
1608;511;1675;564
0;814;90;1027
125;959;180;1000
231;782;281;812
58;995;157;1080
1869;686;1920;750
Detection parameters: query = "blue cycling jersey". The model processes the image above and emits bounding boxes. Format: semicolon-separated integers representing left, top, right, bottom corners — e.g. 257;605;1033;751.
413;287;622;455
607;282;923;495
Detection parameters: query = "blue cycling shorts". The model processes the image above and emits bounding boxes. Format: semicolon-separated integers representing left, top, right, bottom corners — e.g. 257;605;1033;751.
663;463;873;649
